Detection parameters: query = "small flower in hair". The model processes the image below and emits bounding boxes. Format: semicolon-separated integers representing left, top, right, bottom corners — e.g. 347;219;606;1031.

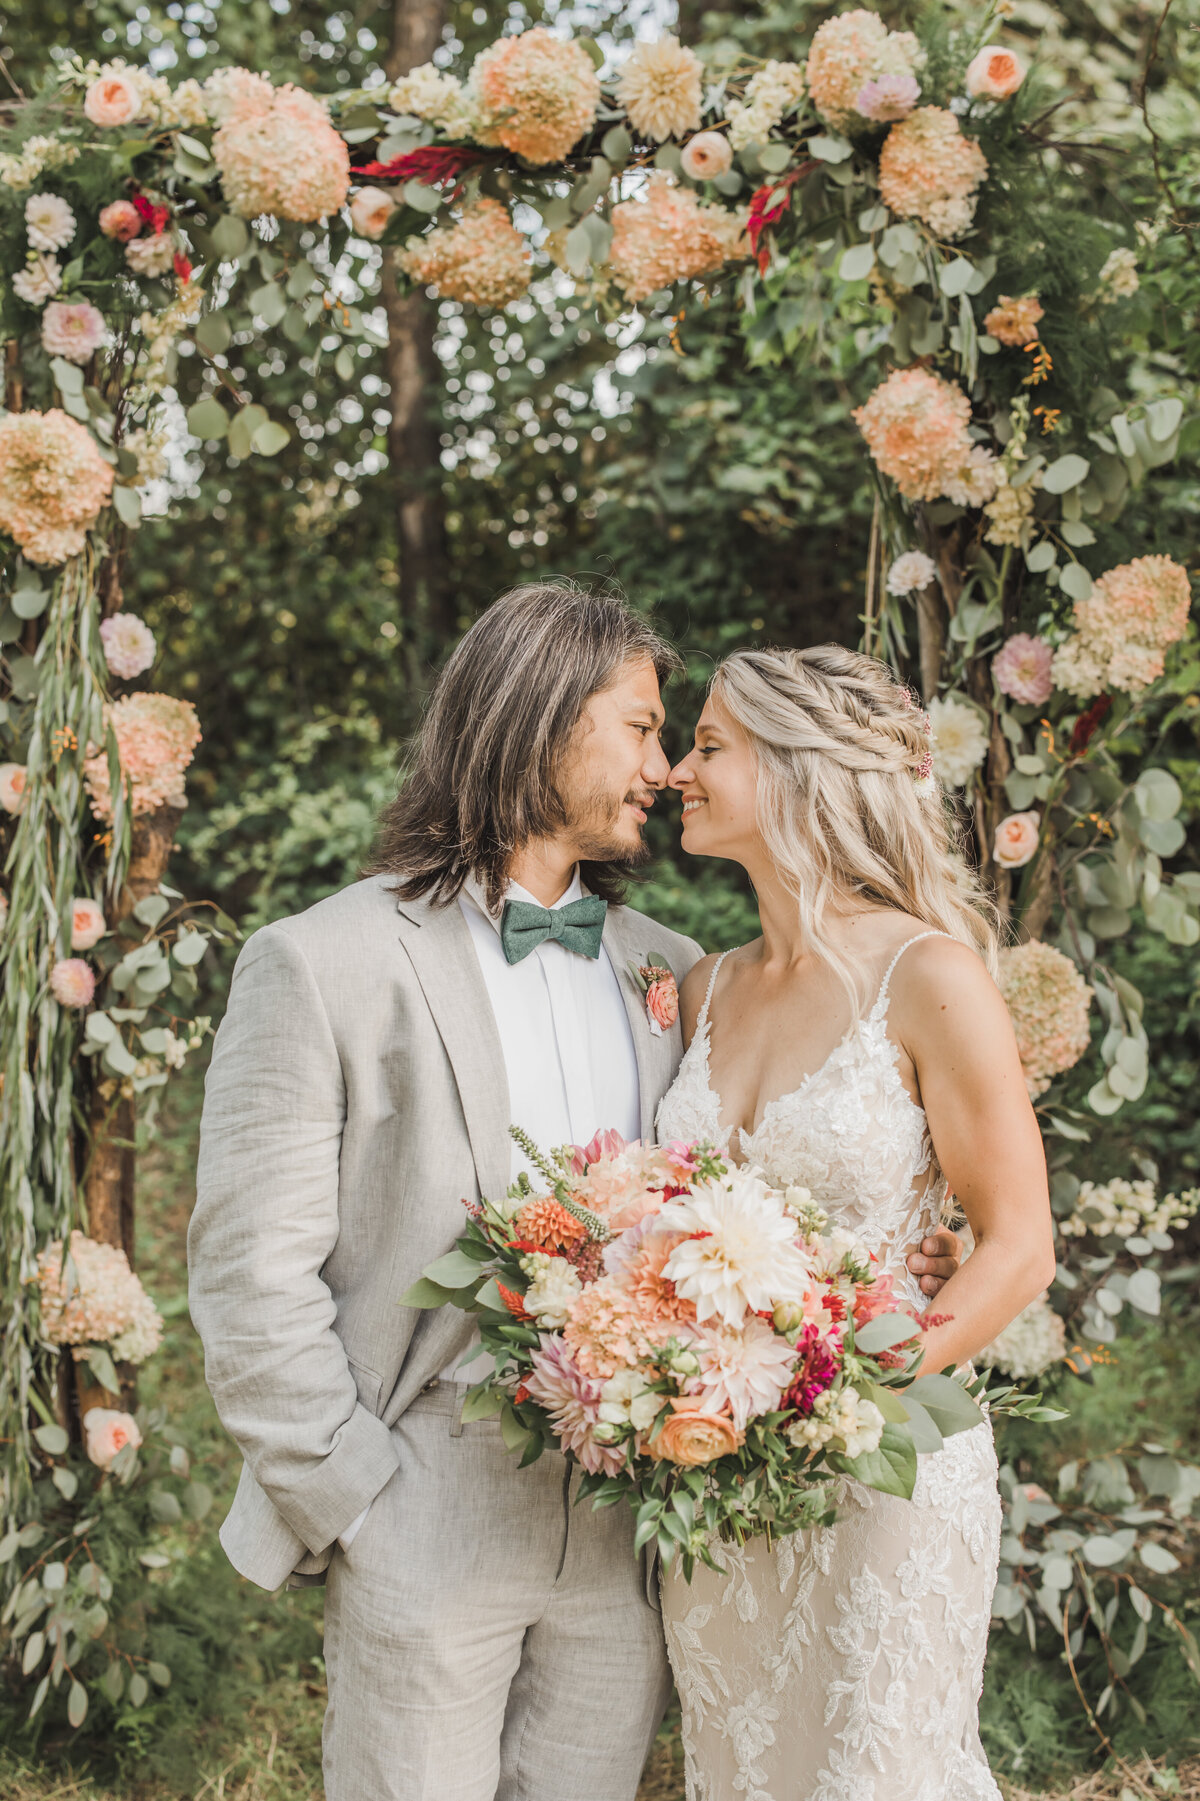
913;749;936;796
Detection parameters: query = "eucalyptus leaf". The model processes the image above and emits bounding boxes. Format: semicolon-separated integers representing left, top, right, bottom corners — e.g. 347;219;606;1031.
1059;561;1093;601
1025;541;1056;573
808;133;853;163
112;484;142;526
186;397;229;441
12;584;48;620
211;213;251;259
938;257;975;296
839;242;875;282
1042;453;1091;494
253;420;291;456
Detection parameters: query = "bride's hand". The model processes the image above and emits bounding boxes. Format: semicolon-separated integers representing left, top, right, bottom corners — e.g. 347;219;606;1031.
906;1228;961;1297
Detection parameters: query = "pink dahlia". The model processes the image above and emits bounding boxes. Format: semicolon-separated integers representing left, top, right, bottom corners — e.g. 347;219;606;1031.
523;1334;624;1475
41;300;107;365
99;199;142;242
993;633;1053;705
400;199;531;308
854;367;998;506
99;612;157;680
878;106;988;239
998;940;1092;1098
472;27;600;165
210;72;350;222
807;10;923;131
609;176;748;305
855;72;920;123
0;408;114;566
50;957;96;1009
684;1314;797;1430
83;691;201;822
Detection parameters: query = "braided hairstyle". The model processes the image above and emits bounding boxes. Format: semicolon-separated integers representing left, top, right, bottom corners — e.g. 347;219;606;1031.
710;644;998;992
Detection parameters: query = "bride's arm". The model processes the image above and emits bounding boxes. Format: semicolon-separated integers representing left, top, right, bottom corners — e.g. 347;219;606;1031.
891;936;1057;1375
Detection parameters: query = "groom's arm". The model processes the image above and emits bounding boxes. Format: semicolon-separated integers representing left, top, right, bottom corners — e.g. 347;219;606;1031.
188;924;399;1558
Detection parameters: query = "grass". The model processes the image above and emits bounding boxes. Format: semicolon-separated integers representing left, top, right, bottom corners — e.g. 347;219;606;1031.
3;1058;1196;1800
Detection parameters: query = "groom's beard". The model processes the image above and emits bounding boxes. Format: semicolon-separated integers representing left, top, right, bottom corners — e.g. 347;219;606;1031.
564;780;655;867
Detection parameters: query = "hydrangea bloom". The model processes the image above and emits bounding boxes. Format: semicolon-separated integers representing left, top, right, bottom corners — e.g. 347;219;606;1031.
928;694;989;788
1051;555;1190;701
615;36;703;142
388;63;479;136
49;958;96;1009
0;136;80;191
562;1278;656;1380
886;550;937;595
807;10;923;130
471;27;600;165
100;612;157;679
83;691;202;821
982;1292;1064;1379
399;199;531;308
1098;246;1138;302
853;367;998;506
993;632;1053;704
726;60;807;151
25;192;75;253
520;1251;584;1328
608;176;747;305
208;69;350;221
0;408;114;565
997;939;1092;1098
878;106;988;238
1060;1177;1200;1241
41;300;106;365
36;1229;163;1364
983;293;1043;347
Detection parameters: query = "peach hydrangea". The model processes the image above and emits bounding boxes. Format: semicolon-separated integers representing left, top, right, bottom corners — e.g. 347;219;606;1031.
37;1229;163;1363
615;35;703;142
0;408;114;565
399;199;531;308
983;293;1044;347
471;27;600;165
998;939;1092;1098
993;632;1053;705
562;1277;656;1379
608;176;748;305
853;367;998;506
208;68;350;222
83;691;202;822
878;106;988;238
1051;555;1191;700
807;10;923;131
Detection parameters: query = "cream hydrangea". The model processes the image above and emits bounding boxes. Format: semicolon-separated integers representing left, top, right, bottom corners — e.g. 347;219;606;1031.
35;1230;163;1364
928;695;988;788
1052;555;1190;701
388;63;479;136
399;198;531;308
727;60;807;151
520;1251;584;1329
0;408;114;565
1059;1177;1200;1241
997;939;1092;1099
615;36;703;142
208;68;350;221
0;135;80;191
83;691;202;821
1098;245;1138;302
470;27;600;165
982;1292;1066;1379
807;10;923;130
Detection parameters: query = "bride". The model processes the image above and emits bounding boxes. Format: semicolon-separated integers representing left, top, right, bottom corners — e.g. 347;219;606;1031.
656;644;1056;1801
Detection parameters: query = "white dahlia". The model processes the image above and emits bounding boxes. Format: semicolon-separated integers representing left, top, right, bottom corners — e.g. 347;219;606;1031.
658;1168;813;1328
686;1315;798;1430
616;36;703;142
928;694;989;788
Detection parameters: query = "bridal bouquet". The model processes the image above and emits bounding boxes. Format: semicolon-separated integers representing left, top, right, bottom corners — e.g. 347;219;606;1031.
403;1130;1019;1575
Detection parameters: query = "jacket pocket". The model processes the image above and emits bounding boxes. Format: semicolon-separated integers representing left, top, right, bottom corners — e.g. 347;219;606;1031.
346;1357;383;1413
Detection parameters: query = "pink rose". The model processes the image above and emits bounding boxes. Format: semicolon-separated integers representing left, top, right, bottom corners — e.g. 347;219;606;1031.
84;73;142;128
99;200;142;242
994;811;1040;869
70;897;106;950
49;957;96;1009
680;131;733;181
349;185;396;240
646;974;679;1032
0;762;28;814
965;47;1025;101
83;1407;142;1470
648;1401;741;1466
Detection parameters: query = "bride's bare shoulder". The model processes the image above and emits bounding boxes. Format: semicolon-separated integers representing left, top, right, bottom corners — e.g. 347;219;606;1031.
679;952;722;1041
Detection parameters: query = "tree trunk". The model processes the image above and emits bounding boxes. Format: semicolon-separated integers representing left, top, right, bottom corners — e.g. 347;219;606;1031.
384;0;452;646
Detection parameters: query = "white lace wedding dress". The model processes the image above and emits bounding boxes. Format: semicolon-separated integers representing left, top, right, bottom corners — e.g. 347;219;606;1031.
655;935;1002;1801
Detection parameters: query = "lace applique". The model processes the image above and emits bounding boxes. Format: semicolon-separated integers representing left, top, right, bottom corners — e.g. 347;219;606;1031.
657;935;1003;1801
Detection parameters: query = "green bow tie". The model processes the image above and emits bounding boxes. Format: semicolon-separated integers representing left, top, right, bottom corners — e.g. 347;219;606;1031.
499;895;608;965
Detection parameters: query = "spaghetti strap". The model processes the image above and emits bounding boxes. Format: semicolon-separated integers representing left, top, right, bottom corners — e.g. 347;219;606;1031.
696;950;731;1033
870;930;954;1017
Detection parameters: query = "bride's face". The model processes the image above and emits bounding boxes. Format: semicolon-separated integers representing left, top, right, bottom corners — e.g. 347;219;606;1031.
668;696;760;861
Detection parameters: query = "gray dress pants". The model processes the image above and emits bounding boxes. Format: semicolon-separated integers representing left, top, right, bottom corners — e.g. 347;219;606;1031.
322;1382;673;1801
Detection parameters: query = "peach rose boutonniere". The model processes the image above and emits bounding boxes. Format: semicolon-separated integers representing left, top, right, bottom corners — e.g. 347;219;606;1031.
629;956;679;1037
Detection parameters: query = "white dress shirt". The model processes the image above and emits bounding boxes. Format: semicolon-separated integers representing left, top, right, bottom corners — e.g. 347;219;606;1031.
338;867;640;1552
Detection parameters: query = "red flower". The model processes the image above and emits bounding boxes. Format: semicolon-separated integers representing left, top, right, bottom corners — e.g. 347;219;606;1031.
354;146;485;200
173;251;192;284
746;165;811;273
131;192;171;235
782;1324;840;1415
1069;693;1112;755
497;1282;531;1322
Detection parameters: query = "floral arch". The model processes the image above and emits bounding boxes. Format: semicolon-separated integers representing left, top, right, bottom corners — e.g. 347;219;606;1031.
0;7;1196;1739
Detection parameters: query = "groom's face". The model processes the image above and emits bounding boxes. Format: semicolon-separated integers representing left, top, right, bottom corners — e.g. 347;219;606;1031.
556;657;670;863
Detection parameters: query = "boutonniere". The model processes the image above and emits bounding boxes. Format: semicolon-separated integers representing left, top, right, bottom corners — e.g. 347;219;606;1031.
628;956;679;1038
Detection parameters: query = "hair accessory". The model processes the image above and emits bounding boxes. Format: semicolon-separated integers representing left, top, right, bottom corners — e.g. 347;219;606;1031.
913;748;936;796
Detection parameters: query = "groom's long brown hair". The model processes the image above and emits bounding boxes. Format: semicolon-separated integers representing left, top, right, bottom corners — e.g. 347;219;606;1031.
366;580;680;911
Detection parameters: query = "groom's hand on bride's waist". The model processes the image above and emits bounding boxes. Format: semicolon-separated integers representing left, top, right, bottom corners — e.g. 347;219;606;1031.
906;1228;962;1297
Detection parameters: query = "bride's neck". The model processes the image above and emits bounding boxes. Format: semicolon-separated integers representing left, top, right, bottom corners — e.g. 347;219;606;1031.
749;862;874;969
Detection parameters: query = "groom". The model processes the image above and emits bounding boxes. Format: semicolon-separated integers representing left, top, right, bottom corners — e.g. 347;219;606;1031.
188;581;961;1801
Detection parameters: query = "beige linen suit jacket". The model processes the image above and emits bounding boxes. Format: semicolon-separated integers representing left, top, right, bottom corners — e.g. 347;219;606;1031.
188;873;703;1593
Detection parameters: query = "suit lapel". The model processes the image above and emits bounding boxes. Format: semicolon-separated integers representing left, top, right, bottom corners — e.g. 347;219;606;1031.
603;904;683;1144
395;895;513;1206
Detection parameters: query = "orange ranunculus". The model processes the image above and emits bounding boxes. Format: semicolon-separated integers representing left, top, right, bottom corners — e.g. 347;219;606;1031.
965;47;1025;100
648;1401;740;1466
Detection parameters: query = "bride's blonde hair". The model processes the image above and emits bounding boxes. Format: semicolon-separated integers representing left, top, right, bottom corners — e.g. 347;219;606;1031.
709;644;999;995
